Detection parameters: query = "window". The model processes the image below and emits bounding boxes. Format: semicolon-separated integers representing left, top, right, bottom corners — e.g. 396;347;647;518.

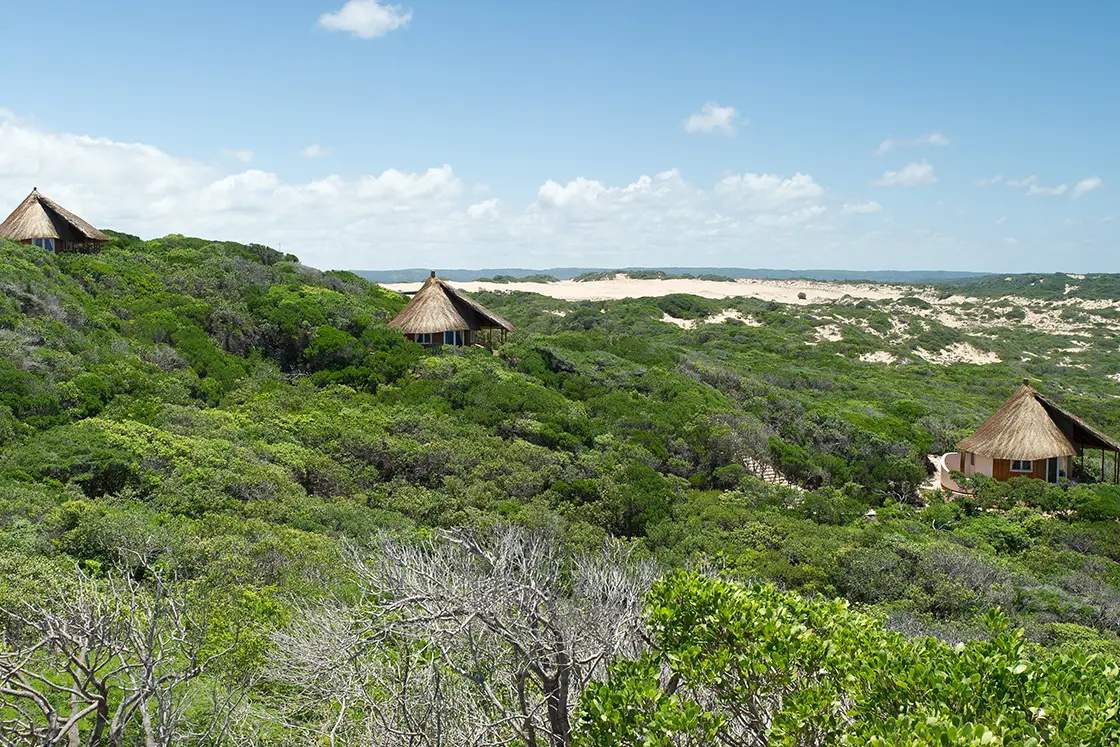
1010;459;1033;473
415;333;433;344
30;238;54;251
970;453;975;466
443;331;463;346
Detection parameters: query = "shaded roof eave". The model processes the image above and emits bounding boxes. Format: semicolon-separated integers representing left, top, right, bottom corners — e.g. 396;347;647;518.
1036;393;1120;453
957;383;1120;460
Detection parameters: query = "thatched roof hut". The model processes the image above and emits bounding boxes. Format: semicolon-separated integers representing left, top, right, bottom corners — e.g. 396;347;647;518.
0;189;110;253
389;272;514;346
959;380;1120;460
945;380;1120;486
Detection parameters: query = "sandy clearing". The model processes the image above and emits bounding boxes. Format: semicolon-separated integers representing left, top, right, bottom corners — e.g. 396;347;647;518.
383;277;907;305
660;309;762;329
815;324;844;342
706;309;762;326
860;351;897;364
915;342;1001;365
660;313;696;329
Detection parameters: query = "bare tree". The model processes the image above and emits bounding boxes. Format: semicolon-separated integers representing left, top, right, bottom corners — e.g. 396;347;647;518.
0;564;235;747
267;525;659;747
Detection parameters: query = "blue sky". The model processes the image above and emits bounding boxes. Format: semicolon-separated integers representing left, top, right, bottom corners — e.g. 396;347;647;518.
0;0;1115;271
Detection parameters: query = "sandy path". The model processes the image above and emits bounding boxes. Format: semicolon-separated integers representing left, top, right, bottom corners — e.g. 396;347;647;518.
384;276;907;305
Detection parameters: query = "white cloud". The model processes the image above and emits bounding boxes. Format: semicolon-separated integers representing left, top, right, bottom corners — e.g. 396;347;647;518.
874;162;937;187
302;143;332;158
466;198;500;219
840;200;883;215
995;216;1005;225
874;132;949;156
318;0;411;39
537;177;609;209
985;175;1100;199
714;172;823;206
1103;215;1114;223
224;149;253;163
1026;183;1067;197
684;102;742;136
1072;176;1103;199
1001;237;1019;246
753;205;826;227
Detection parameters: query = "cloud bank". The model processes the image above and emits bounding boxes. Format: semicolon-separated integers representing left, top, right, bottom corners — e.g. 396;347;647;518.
0;113;912;269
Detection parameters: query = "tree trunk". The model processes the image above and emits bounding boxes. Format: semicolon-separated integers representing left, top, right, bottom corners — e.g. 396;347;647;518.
543;671;571;747
67;692;83;747
87;690;109;747
516;668;538;747
141;705;157;747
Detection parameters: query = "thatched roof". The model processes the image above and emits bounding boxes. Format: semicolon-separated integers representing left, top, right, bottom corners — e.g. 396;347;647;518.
388;273;515;335
0;189;110;243
958;380;1120;460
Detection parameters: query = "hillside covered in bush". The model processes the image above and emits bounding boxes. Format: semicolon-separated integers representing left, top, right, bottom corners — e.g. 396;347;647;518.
2;235;1120;744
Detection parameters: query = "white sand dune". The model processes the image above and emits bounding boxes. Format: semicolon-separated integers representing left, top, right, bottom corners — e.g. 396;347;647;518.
384;276;905;305
915;342;1000;365
382;276;1120;342
814;324;844;342
659;309;762;329
660;313;696;329
860;351;897;364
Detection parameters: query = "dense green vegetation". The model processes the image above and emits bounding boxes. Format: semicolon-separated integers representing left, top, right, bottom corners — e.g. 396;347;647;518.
2;235;1119;743
939;272;1120;301
580;572;1120;746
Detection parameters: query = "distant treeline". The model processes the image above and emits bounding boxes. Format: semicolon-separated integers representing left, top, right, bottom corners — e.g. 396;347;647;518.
354;267;992;284
572;270;738;282
474;273;560;283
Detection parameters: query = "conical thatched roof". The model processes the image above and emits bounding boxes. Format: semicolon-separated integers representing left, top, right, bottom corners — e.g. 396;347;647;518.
958;380;1120;460
0;189;110;243
388;273;515;335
